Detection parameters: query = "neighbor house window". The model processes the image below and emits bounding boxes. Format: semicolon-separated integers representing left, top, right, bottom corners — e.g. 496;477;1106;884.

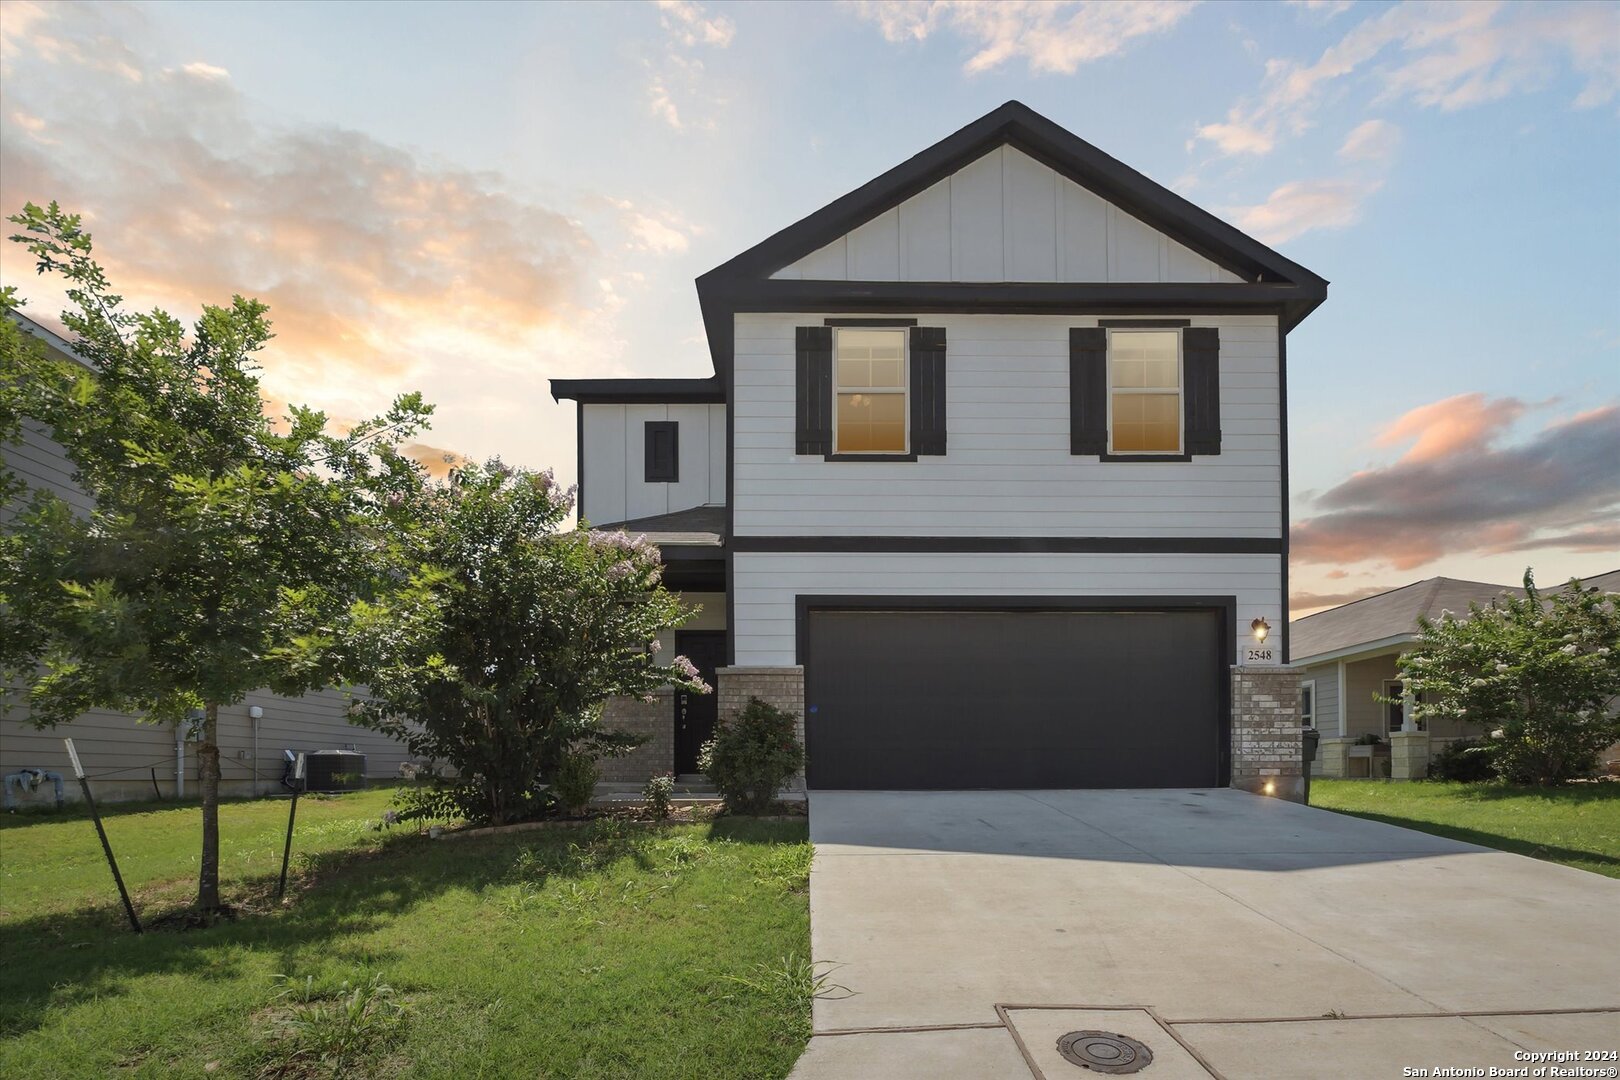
1108;329;1181;454
834;327;907;454
1300;682;1315;728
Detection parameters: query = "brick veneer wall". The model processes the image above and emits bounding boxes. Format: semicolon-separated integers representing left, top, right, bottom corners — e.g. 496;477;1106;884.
716;665;806;793
1230;666;1305;802
598;689;674;783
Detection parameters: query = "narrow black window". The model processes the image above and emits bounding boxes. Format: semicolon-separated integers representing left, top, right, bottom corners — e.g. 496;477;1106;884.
645;421;678;483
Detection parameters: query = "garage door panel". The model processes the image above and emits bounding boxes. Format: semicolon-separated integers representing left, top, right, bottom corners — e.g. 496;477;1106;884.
806;608;1222;789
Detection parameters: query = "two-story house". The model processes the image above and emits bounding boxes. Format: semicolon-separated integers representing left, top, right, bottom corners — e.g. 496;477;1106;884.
552;102;1327;798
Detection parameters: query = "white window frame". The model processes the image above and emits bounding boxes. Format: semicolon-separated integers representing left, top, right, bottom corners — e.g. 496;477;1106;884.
1300;679;1315;728
832;326;910;456
1105;327;1184;456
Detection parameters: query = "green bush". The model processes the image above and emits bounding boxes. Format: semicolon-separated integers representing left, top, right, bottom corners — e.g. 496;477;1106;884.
1427;738;1497;783
643;772;676;820
700;697;804;815
550;753;600;816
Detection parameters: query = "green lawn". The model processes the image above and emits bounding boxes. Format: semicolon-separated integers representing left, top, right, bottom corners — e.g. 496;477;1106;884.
1309;779;1620;879
0;789;812;1078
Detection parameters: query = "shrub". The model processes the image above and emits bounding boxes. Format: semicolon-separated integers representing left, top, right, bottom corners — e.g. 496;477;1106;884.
700;697;804;815
1398;570;1620;785
1427;738;1497;783
643;772;676;820
550;752;600;816
390;779;499;826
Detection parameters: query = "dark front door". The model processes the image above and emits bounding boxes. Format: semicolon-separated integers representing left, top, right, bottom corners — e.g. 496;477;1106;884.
674;630;726;775
805;607;1224;790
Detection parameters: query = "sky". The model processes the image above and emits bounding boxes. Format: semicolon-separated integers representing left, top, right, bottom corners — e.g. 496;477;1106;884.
1;0;1617;616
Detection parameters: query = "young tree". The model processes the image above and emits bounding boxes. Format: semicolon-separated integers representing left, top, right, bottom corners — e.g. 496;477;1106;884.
347;459;708;825
0;202;431;918
1398;570;1620;785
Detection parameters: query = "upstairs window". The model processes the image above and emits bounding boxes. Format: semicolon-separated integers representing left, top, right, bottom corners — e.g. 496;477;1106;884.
1108;329;1182;454
644;420;678;483
834;328;907;455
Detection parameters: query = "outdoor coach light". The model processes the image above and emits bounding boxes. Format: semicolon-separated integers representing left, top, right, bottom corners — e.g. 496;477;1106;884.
1250;617;1271;642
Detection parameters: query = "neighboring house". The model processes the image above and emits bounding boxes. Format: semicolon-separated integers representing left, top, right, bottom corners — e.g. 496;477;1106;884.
553;102;1328;796
1292;571;1620;779
1;312;413;805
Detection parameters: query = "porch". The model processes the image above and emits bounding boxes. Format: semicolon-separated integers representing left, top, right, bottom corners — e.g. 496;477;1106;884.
1303;648;1472;781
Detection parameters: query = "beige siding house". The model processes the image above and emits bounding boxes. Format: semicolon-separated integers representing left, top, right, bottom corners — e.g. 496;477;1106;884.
1292;571;1620;779
1;314;412;806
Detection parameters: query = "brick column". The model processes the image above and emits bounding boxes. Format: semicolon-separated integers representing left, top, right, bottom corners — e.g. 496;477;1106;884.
1317;736;1354;778
716;666;806;793
1230;666;1304;802
597;689;675;784
1390;730;1431;781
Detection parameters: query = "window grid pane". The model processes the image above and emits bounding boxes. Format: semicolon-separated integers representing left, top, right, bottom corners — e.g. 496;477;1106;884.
1109;330;1181;453
835;327;907;454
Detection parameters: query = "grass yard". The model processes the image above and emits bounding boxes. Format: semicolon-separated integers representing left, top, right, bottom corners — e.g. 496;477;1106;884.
0;789;812;1079
1309;779;1620;879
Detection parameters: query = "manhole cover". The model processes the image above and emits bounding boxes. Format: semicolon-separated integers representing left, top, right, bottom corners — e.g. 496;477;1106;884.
1056;1030;1154;1074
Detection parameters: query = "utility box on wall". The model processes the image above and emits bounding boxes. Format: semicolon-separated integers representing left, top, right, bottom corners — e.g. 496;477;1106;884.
303;750;367;792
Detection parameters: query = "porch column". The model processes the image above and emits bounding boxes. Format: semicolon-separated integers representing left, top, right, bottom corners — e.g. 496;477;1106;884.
1229;666;1304;802
715;666;806;794
1400;685;1418;733
1390;730;1431;780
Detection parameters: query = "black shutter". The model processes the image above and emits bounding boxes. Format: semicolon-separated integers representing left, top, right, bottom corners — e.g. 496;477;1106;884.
910;326;947;456
1183;327;1222;455
1069;327;1107;456
795;326;833;456
644;421;678;482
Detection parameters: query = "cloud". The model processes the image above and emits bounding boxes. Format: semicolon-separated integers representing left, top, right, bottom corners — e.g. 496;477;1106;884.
646;1;731;131
1373;392;1527;463
1196;2;1620;159
1286;0;1354;16
606;198;698;254
0;3;677;474
655;0;735;49
401;442;471;480
1337;118;1399;163
1291;584;1396;613
848;0;1197;75
1228;176;1382;244
1292;398;1620;571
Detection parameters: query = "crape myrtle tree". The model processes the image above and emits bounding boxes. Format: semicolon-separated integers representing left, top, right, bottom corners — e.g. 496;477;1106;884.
346;459;709;825
1398;570;1620;785
0;203;431;919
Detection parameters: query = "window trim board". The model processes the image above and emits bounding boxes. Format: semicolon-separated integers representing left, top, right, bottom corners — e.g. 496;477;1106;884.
1105;326;1185;457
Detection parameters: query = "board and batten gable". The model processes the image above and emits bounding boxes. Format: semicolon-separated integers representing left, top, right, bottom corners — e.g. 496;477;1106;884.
770;146;1245;286
578;402;727;525
732;313;1280;537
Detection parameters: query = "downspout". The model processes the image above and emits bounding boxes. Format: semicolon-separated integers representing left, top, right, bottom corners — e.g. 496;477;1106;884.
175;720;186;799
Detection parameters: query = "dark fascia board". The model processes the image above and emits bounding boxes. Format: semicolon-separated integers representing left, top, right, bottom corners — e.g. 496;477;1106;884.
720;279;1316;315
698;100;1327;291
549;376;725;404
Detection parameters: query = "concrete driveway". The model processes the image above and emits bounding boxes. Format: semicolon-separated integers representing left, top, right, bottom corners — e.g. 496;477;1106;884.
790;790;1619;1079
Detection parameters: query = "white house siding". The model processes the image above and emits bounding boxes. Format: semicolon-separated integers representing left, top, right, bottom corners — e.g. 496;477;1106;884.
0;687;413;805
733;313;1281;538
770;146;1245;285
731;551;1280;668
580;403;727;525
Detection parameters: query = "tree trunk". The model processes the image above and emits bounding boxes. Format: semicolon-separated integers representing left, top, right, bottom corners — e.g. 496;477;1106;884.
197;702;224;918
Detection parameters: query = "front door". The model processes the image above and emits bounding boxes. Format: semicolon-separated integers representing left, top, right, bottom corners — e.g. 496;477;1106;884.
674;631;726;775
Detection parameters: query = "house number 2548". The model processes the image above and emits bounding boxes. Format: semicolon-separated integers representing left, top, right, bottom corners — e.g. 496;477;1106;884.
1245;647;1276;664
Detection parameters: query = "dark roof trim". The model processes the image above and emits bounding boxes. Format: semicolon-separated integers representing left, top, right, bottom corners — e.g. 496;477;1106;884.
699;100;1327;292
549;376;724;404
718;278;1316;319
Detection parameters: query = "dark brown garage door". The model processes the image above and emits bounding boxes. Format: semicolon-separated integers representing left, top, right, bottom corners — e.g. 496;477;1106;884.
804;607;1225;790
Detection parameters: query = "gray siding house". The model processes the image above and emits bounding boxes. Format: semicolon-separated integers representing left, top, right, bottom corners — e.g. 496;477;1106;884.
1;314;413;805
554;102;1327;796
